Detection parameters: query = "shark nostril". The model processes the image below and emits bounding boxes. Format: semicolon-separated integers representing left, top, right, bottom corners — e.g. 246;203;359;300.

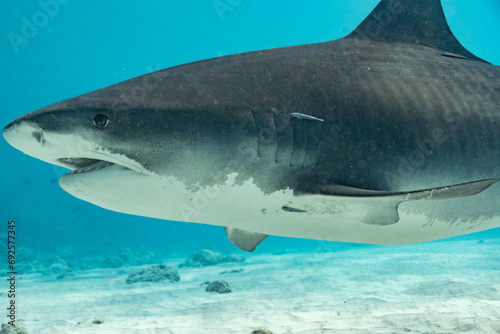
31;130;45;145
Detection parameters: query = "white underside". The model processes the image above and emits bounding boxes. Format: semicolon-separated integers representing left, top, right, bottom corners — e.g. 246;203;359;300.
59;164;500;246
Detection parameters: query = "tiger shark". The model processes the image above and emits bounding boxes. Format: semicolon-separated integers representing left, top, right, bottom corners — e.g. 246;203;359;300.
3;0;500;252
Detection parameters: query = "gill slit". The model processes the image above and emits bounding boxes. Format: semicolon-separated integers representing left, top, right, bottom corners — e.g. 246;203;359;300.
271;112;278;163
250;110;260;158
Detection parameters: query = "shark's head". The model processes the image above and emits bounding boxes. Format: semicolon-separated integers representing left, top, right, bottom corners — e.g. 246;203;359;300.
2;90;259;220
3;92;206;212
3;101;150;178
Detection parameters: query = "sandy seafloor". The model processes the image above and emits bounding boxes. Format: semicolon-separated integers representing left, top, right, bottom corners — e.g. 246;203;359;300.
8;237;500;334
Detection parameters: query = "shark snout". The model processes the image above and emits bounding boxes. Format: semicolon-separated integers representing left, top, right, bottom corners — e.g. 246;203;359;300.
4;116;148;175
3;118;45;154
3;117;90;170
2;117;66;169
2;119;17;142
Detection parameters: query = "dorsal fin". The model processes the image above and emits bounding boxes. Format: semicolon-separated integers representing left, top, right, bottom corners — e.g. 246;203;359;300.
345;0;488;64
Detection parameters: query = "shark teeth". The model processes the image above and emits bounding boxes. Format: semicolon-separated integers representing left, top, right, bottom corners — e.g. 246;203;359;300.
67;160;113;175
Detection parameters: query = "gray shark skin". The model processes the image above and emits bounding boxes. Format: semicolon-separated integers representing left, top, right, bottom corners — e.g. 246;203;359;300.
3;0;500;252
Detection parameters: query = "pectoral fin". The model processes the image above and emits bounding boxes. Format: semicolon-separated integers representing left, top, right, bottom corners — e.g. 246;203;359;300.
225;227;268;252
298;178;500;226
317;178;499;199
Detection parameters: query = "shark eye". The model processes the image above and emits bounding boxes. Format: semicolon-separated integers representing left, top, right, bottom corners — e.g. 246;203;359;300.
93;114;109;129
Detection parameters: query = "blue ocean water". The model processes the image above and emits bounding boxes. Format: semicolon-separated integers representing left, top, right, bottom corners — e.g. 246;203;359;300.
1;0;500;264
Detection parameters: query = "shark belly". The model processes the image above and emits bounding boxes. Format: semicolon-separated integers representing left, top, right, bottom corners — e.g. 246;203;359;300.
59;164;500;246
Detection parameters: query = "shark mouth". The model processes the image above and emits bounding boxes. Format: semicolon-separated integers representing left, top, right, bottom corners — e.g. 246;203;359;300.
57;153;148;176
58;158;115;174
